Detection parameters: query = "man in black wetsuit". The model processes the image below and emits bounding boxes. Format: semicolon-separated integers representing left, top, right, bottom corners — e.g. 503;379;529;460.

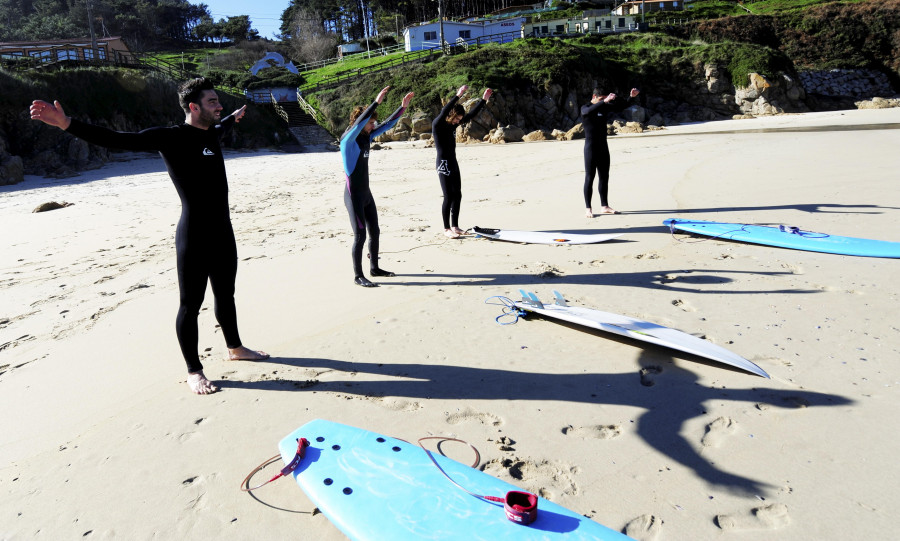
29;78;268;395
581;86;640;218
432;84;492;238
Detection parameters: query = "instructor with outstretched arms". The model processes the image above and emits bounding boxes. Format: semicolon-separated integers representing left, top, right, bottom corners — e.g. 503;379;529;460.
340;85;414;287
581;86;640;217
432;84;492;238
30;77;268;395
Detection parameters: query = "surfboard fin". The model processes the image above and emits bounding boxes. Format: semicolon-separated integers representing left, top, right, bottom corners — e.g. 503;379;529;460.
526;291;544;309
552;290;568;307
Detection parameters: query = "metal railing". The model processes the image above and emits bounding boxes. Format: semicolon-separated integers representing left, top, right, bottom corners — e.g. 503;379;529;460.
294;43;407;73
298;29;523;94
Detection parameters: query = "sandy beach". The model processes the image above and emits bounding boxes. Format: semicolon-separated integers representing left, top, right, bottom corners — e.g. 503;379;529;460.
2;107;899;540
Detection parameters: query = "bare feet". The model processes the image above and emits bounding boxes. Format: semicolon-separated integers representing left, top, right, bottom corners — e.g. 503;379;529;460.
599;206;620;214
451;226;466;235
585;208;594;218
228;346;270;361
187;371;219;395
444;229;460;239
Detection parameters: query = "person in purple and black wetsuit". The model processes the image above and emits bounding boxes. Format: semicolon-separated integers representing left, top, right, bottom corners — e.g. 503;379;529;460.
29;78;268;395
432;84;492;239
581;86;640;218
340;85;414;287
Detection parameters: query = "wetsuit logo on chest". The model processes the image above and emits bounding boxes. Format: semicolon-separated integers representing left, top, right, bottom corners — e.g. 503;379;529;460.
363;150;369;159
202;147;215;156
437;159;451;176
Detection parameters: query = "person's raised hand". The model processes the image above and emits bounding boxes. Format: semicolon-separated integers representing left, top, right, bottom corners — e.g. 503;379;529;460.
376;86;391;103
30;100;71;130
401;92;414;108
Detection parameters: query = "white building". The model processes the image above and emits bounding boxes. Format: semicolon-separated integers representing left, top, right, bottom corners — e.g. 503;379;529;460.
524;12;637;36
403;17;525;52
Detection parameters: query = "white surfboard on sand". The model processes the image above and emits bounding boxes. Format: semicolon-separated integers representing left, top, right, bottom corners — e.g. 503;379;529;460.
473;226;622;245
505;290;769;378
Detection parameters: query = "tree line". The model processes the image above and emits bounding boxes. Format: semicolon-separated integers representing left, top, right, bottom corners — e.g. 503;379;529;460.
0;0;258;49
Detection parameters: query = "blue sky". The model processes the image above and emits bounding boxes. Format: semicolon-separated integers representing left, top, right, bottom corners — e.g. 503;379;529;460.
200;0;289;40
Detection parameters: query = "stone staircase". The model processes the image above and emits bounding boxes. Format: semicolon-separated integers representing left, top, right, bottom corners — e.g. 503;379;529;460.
276;101;338;152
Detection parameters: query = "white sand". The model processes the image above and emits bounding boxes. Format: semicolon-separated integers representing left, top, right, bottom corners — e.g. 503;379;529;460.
1;108;899;540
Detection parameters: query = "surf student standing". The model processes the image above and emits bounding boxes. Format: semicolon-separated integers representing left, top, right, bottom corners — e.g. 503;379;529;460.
432;85;492;239
29;77;268;396
581;87;640;217
340;85;414;287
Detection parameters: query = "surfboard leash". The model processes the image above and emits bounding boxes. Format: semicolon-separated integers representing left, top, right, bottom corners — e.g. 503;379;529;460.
484;296;527;324
239;438;310;492
418;437;539;525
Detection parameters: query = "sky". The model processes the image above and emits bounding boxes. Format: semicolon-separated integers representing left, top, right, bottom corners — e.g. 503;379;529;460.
200;0;289;41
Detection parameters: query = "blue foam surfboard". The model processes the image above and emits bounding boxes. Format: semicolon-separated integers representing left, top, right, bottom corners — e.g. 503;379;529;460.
279;419;633;540
664;218;900;258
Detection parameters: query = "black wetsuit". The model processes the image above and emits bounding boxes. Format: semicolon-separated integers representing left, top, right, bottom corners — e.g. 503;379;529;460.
340;101;406;279
432;94;486;230
580;96;633;208
66;116;243;374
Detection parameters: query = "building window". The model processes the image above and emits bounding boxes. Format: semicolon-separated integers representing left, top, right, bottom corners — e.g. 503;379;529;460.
30;50;51;60
424;31;437;40
541;25;548;34
459;30;470;39
555;24;564;33
57;48;78;61
618;18;626;27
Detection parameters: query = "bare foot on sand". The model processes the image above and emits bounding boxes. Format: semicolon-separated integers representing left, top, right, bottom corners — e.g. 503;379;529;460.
444;229;460;239
451;226;466;235
585;208;594;218
187;371;219;395
228;346;269;361
599;206;620;214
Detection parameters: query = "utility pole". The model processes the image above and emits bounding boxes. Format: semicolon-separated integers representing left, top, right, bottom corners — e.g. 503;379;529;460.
438;0;445;52
85;0;98;62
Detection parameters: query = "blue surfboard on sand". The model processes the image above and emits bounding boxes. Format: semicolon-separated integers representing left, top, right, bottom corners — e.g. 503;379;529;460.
664;218;900;258
279;419;633;540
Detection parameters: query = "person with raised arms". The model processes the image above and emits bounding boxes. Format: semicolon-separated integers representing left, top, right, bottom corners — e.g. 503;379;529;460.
29;77;268;395
432;84;492;238
340;85;414;287
581;86;640;217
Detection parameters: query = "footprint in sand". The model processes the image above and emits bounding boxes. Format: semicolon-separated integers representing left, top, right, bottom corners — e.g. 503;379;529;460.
671;299;696;312
482;457;579;500
715;503;790;531
640;366;662;387
561;424;622;440
378;398;423;412
624;514;663;541
701;416;737;448
446;408;503;426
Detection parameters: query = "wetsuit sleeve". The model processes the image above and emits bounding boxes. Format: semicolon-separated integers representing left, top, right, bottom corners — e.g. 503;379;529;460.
340;101;378;177
581;101;606;118
343;101;379;142
370;105;406;139
66;118;169;152
438;94;460;120
460;99;485;124
214;114;237;140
